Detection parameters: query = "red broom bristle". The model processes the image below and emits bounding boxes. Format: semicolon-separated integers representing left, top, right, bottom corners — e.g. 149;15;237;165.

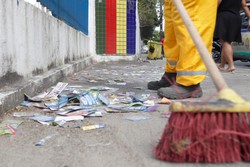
153;112;250;163
239;112;250;161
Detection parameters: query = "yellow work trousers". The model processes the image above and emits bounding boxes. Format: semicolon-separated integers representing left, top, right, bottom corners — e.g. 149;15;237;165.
164;0;217;86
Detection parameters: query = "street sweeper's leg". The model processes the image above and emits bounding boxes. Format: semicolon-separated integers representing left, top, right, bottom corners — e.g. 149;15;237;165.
158;0;217;99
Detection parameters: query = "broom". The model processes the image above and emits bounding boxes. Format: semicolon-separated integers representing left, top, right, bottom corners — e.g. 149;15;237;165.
153;0;250;163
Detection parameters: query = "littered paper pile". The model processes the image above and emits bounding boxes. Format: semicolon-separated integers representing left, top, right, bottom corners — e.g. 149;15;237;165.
15;82;157;127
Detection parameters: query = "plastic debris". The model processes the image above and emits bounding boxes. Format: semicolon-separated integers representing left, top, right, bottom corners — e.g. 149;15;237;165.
35;133;58;146
87;111;103;117
54;116;84;122
82;124;105;131
0;120;23;135
79;92;100;106
87;86;114;91
52;120;66;126
45;95;68;110
13;112;40;118
143;100;155;107
107;80;126;85
88;80;98;83
20;101;46;108
45;82;68;100
98;94;110;106
30;115;54;122
147;106;159;112
56;110;95;117
20;101;33;107
17;80;157;129
140;94;151;100
24;94;42;102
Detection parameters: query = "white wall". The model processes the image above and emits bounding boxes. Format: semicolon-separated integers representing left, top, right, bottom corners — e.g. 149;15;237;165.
0;0;141;114
88;0;97;56
24;0;52;15
0;0;90;80
24;0;36;5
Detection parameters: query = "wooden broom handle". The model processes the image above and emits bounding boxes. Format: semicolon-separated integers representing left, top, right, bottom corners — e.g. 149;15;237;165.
172;0;228;91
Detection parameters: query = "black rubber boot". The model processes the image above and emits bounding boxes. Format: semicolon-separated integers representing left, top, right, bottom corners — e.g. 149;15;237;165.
157;83;203;99
147;72;176;90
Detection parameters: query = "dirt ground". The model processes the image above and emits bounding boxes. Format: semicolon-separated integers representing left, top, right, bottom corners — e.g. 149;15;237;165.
0;57;250;167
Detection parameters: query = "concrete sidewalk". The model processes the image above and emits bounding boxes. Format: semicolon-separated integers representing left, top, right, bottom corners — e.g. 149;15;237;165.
0;55;137;115
0;56;250;167
3;54;249;116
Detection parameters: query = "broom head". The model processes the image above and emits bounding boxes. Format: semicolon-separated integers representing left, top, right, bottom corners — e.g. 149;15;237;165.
153;88;250;162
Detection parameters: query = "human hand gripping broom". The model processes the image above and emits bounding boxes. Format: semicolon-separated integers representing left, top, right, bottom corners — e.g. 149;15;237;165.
153;0;250;163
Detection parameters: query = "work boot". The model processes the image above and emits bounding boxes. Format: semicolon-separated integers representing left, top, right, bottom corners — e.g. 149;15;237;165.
157;83;203;99
148;72;176;90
